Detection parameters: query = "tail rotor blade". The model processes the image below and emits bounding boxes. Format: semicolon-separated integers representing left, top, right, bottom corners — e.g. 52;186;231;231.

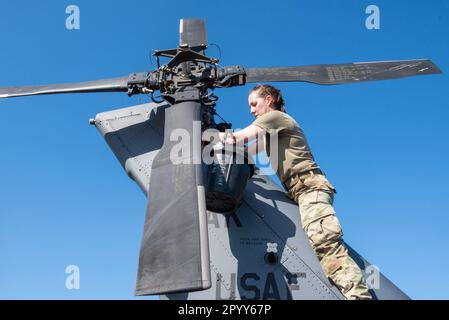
0;77;129;99
179;19;208;48
135;100;211;296
245;59;442;85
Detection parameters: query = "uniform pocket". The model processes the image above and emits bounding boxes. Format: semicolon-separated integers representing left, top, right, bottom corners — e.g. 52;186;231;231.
321;214;343;242
299;192;336;230
306;214;343;256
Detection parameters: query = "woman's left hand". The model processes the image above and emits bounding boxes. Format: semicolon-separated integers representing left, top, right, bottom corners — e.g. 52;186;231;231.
219;132;236;145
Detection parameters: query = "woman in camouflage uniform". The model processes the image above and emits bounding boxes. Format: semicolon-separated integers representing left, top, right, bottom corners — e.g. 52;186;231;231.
218;84;371;300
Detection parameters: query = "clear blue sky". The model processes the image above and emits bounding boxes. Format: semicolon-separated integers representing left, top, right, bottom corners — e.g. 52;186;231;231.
0;0;448;299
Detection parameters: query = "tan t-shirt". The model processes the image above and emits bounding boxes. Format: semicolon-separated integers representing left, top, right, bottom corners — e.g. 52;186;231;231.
252;110;320;184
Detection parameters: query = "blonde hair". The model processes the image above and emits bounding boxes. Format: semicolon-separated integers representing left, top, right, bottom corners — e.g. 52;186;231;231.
250;84;286;113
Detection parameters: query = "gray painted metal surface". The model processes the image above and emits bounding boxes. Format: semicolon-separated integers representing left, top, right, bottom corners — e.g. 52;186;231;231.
94;102;410;300
136;100;211;295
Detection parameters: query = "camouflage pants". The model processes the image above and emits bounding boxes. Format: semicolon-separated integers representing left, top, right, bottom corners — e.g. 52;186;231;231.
290;174;371;300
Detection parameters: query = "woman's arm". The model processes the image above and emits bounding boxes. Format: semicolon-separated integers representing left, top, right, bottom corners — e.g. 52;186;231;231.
220;125;265;145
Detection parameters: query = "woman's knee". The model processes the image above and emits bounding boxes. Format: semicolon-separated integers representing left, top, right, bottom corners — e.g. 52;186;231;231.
305;214;343;252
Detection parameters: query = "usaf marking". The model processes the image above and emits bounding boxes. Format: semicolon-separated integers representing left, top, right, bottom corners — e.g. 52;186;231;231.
216;272;306;300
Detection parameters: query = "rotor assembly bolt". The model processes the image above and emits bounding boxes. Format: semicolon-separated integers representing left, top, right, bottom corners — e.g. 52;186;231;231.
264;242;279;265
